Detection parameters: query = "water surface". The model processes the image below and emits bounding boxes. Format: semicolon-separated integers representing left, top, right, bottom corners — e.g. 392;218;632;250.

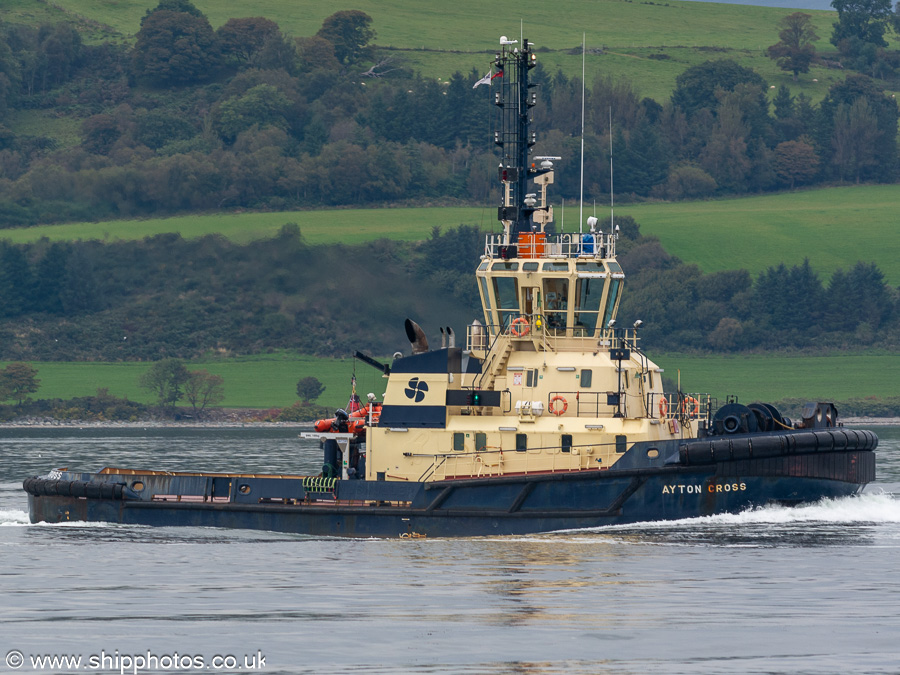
2;426;898;674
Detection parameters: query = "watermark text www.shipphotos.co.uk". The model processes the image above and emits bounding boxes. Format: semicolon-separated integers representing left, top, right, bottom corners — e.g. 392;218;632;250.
5;649;266;674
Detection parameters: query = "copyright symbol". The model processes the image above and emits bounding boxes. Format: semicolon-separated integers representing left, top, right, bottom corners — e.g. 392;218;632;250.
5;650;24;669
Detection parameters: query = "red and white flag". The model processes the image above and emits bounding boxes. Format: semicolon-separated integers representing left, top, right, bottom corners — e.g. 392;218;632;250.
473;70;503;88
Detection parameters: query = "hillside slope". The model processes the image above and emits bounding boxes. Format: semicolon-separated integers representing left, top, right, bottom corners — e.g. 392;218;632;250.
5;0;857;102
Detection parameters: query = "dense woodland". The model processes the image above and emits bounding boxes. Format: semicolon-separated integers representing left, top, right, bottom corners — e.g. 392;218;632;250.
0;1;898;362
0;220;896;361
0;2;898;225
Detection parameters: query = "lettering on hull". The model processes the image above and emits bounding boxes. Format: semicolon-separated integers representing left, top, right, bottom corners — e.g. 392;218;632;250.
662;482;747;495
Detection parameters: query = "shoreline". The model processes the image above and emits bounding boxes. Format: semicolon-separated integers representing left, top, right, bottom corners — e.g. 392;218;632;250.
0;418;895;429
0;420;315;429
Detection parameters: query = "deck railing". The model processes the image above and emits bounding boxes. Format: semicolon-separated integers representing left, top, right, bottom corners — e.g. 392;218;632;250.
483;232;616;260
466;317;641;351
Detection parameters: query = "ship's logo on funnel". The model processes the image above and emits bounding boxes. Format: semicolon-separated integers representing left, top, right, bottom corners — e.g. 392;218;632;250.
405;377;428;402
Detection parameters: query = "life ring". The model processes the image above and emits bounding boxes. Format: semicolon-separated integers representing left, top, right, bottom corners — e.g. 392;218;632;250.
681;396;700;418
658;397;669;418
510;317;530;337
549;395;568;416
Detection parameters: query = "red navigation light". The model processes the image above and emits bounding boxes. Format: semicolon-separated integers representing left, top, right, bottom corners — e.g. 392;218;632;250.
498;166;518;183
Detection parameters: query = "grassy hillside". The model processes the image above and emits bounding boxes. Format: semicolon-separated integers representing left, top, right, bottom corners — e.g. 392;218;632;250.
0;207;489;245
618;185;900;286
43;0;832;48
4;184;897;285
651;352;899;403
7;0;867;102
6;351;896;410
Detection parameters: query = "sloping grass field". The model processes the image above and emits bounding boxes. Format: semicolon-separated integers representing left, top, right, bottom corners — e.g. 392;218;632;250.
0;207;489;246
43;0;833;50
7;0;873;102
651;352;900;404
3;184;898;284
618;184;900;286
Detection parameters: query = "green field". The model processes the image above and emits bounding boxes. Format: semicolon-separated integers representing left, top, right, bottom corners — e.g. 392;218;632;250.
5;351;897;410
0;355;374;409
651;352;900;403
4;184;897;285
7;0;871;103
400;43;850;105
0;207;490;245
42;0;834;49
618;184;900;286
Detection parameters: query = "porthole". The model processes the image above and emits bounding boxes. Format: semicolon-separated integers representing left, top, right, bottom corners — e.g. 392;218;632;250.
647;448;659;459
238;484;252;495
131;481;144;492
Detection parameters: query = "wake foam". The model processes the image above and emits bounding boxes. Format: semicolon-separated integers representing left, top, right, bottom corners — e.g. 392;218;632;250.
0;508;111;528
705;492;900;525
0;509;30;526
611;492;900;531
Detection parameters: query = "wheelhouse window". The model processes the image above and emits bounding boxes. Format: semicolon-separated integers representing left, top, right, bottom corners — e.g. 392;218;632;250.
602;279;622;328
478;277;491;312
574;277;603;335
492;276;520;329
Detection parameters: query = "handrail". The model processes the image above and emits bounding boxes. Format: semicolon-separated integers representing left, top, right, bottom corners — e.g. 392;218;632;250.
483;232;617;260
540;390;709;420
648;392;710;422
467;317;642;349
418;455;448;483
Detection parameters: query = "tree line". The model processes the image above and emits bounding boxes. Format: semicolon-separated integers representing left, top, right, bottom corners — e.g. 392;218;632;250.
615;216;897;352
0;2;898;227
0;221;895;362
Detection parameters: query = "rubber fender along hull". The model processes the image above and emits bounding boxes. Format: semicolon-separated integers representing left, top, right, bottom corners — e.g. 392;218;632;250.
679;428;878;465
25;451;872;537
23;476;134;501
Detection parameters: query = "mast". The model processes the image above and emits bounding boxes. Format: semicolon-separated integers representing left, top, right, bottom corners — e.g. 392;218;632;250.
494;36;538;242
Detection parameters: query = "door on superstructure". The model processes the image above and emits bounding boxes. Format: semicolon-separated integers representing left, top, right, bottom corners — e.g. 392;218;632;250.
522;286;540;320
542;277;569;335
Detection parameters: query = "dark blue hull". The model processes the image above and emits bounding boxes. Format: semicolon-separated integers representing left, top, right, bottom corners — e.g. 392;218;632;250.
25;447;875;537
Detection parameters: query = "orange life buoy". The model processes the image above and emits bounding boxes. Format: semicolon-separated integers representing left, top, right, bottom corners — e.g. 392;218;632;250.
510;316;530;337
681;396;700;418
549;395;568;416
658;397;669;418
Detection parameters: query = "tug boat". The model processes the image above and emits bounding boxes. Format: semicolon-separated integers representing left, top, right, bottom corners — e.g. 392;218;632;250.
24;37;877;537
